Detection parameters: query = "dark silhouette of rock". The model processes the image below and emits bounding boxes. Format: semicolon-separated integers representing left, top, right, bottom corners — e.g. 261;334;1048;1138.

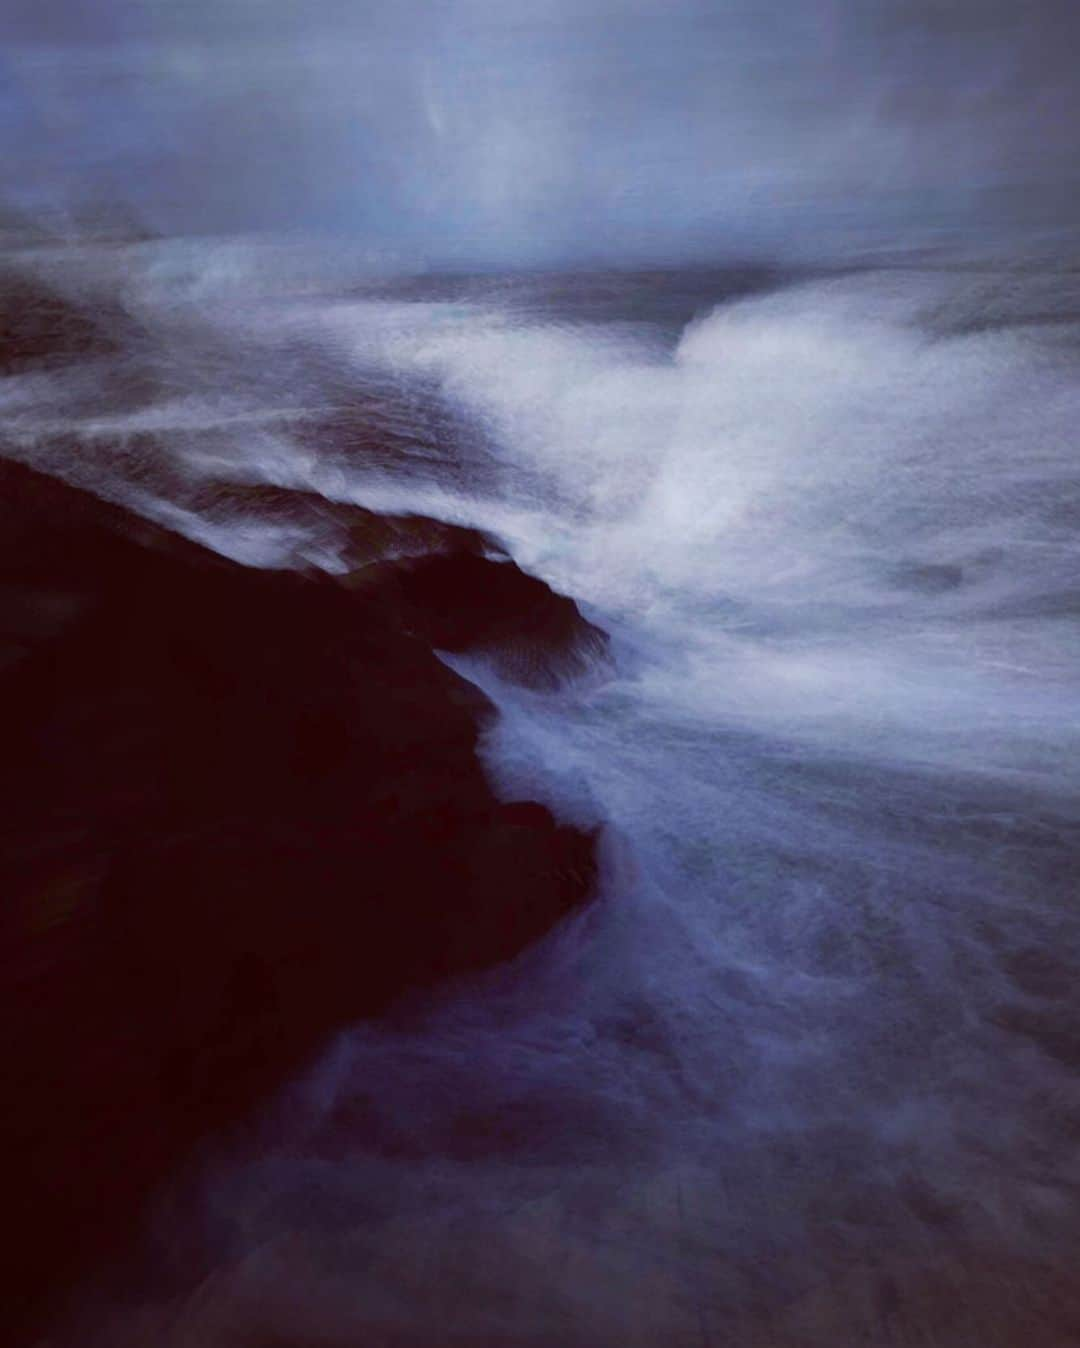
0;457;598;1341
176;478;610;683
388;549;610;688
188;477;496;570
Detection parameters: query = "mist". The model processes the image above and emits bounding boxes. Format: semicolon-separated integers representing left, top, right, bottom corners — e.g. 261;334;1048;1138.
3;0;1079;264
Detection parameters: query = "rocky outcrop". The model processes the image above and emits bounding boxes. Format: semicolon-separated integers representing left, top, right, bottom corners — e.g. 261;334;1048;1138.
388;548;610;688
180;478;610;685
0;457;600;1339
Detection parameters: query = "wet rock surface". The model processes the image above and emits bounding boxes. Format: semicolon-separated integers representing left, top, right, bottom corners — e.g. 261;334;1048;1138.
0;456;599;1339
388;548;610;688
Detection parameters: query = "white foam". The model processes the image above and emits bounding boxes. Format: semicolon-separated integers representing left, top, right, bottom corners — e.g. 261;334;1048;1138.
315;270;1080;782
35;256;1080;1346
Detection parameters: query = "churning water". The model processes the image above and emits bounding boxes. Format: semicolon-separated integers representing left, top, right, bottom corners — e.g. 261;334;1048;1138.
14;242;1080;1345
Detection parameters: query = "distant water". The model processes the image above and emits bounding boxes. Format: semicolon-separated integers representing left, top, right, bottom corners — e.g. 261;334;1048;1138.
14;238;1080;1345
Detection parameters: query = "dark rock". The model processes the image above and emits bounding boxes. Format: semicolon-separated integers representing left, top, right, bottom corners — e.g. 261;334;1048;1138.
388;548;610;688
0;457;597;1340
181;479;609;686
187;477;497;571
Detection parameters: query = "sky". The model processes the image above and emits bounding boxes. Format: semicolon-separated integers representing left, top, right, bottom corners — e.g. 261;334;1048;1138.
2;0;1077;263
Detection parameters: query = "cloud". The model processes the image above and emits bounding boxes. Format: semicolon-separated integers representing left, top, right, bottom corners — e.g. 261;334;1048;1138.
2;1;1077;262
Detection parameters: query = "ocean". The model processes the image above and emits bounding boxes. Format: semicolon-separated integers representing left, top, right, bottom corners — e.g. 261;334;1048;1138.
9;236;1080;1345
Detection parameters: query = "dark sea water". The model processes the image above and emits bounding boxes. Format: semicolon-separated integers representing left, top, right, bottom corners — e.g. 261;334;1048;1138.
8;236;1080;1345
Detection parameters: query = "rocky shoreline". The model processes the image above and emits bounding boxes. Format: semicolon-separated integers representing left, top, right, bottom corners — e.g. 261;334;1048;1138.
0;448;603;1339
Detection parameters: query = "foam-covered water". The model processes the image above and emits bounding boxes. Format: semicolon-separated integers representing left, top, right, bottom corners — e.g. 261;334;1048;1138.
17;243;1080;1345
